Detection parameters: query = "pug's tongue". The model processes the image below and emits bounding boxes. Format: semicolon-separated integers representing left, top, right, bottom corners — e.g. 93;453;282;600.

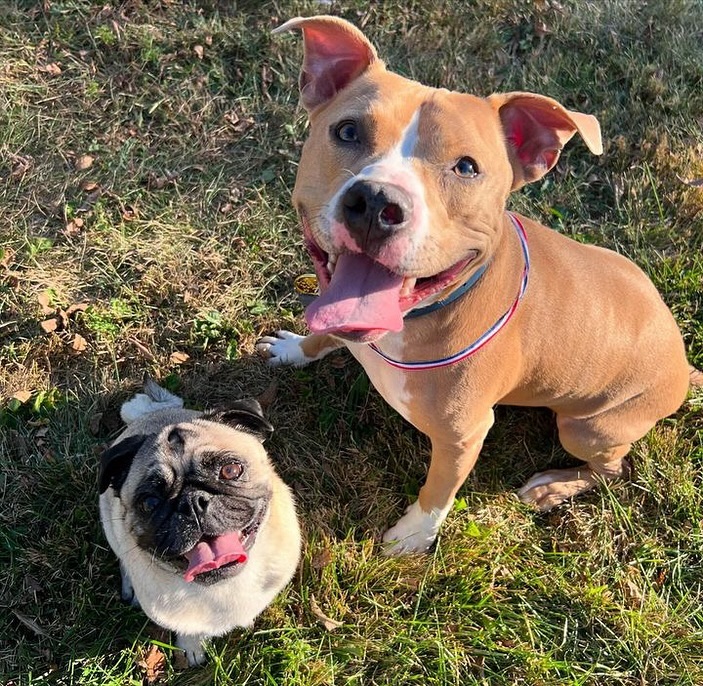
305;253;404;334
183;532;247;582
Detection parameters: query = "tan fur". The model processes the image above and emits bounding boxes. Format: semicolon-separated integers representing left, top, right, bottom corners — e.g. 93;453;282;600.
263;16;695;551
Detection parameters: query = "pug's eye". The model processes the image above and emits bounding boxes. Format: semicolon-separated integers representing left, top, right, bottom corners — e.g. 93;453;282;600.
140;495;161;514
334;120;359;143
453;157;479;178
220;463;243;481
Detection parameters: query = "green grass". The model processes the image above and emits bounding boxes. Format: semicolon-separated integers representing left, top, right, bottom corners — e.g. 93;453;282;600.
1;0;702;684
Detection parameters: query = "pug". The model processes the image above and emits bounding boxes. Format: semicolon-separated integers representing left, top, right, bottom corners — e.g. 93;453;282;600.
99;380;301;666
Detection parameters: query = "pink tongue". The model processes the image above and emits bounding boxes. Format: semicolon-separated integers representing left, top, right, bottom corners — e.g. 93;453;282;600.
305;253;404;334
183;532;247;582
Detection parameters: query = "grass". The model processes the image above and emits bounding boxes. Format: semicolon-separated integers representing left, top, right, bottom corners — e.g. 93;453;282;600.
1;0;702;684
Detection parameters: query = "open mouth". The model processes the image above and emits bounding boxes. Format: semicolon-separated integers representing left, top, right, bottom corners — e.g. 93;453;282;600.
303;217;477;342
180;503;267;583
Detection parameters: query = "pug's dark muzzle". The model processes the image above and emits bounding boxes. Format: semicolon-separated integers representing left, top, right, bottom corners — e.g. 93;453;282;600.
136;489;271;585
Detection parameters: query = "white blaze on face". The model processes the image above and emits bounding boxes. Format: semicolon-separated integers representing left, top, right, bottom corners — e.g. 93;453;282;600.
325;106;430;266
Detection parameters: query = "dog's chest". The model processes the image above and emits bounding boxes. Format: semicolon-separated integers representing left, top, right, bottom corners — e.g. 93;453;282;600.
347;340;414;423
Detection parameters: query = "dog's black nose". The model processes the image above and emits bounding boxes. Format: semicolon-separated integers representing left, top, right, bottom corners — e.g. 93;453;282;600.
341;180;412;246
180;490;210;517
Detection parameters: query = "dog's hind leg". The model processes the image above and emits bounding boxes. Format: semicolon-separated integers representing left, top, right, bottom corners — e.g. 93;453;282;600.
257;331;344;367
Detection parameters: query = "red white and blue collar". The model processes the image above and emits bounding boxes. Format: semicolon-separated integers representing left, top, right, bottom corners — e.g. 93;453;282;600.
368;212;530;371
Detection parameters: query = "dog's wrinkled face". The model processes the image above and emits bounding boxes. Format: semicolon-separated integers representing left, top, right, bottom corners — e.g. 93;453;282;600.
276;16;601;342
100;405;277;585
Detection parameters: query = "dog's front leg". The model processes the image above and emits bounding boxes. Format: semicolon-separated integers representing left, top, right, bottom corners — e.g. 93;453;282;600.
257;331;344;367
383;409;495;554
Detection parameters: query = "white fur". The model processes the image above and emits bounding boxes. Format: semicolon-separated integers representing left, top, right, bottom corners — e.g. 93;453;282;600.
256;330;329;367
381;499;452;554
120;383;183;424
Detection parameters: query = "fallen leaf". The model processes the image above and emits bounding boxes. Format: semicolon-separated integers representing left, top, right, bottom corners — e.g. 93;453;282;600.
193;44;204;59
38;62;61;76
10;155;32;178
130;337;157;362
311;547;333;569
40;318;58;333
138;644;166;684
12;610;49;637
63;218;84;237
37;292;54;315
71;333;88;352
74;154;94;171
170;351;190;365
12;390;32;404
677;175;703;188
309;595;343;631
1;247;15;269
79;179;99;192
65;302;89;317
257;378;278;408
121;204;137;221
88;412;103;436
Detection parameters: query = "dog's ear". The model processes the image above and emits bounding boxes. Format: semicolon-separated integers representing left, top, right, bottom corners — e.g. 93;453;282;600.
203;399;274;442
273;15;379;112
98;434;149;495
487;92;603;190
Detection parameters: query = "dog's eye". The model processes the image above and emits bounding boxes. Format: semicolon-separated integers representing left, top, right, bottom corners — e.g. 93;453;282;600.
453;157;479;178
140;495;161;514
220;463;243;481
334;120;359;143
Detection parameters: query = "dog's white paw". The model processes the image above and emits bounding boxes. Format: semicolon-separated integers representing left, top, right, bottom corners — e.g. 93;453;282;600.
176;633;208;667
381;500;449;555
256;330;317;367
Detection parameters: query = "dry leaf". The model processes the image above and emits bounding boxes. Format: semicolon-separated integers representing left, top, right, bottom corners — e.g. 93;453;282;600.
74;154;94;171
311;547;333;569
1;247;15;269
12;390;32;404
71;333;88;352
309;595;343;631
257;378;278;408
63;218;84;237
38;62;62;76
138;644;166;684
10;155;32;178
79;179;99;192
677;175;703;188
65;302;89;317
130;337;157;362
170;351;190;365
37;292;54;314
12;611;48;637
40;318;58;333
121;204;137;221
193;44;204;59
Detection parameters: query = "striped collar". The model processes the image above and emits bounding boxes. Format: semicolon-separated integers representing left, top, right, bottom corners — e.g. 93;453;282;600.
368;213;529;371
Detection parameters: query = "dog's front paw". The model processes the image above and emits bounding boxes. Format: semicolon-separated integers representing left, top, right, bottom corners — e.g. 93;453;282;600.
176;633;208;667
256;330;312;367
381;500;447;555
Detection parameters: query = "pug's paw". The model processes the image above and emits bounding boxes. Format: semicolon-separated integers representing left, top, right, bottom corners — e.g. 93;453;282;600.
176;633;208;667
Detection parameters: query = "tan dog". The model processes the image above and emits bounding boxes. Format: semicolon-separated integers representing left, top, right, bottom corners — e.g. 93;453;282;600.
258;16;697;554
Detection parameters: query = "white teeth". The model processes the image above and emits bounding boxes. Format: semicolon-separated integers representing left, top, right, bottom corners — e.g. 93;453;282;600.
326;253;338;275
400;277;417;297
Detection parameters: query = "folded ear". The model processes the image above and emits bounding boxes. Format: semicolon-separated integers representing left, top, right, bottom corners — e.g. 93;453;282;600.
99;434;149;495
274;15;379;112
487;92;603;190
203;399;274;442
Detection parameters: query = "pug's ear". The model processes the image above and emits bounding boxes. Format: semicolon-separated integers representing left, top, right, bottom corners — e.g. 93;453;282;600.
98;434;149;495
204;399;274;442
